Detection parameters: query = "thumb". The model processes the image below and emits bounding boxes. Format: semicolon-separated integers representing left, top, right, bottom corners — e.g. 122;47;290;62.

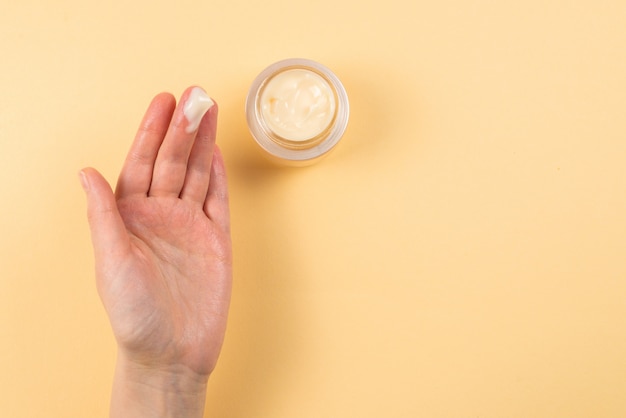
79;167;130;258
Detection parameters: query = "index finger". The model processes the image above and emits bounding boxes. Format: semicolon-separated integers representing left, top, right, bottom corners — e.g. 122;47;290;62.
115;92;176;199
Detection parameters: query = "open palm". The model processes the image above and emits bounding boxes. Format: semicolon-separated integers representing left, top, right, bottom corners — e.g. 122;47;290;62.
81;87;231;380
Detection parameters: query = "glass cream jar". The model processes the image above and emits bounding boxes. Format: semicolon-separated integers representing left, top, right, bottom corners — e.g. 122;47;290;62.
245;58;349;165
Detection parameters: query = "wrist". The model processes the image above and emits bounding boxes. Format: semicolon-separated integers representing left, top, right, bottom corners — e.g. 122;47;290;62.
110;351;209;418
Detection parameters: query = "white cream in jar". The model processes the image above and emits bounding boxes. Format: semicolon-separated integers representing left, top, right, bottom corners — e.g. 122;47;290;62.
246;59;349;165
260;69;336;142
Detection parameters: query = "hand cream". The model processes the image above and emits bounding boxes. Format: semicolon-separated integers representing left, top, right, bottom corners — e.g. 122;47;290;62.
184;87;214;134
246;59;349;165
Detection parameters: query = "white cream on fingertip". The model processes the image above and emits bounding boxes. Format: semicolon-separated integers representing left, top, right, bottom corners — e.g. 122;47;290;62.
183;87;214;133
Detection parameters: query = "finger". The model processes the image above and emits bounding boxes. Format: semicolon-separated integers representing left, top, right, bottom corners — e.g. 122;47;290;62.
204;146;230;232
79;168;130;259
115;93;176;199
179;100;218;204
149;86;214;198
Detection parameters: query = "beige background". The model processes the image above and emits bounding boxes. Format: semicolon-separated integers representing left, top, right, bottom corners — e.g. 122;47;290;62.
1;0;625;416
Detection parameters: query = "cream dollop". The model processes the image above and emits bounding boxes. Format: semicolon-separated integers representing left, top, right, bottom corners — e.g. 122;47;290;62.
183;87;214;133
260;69;336;141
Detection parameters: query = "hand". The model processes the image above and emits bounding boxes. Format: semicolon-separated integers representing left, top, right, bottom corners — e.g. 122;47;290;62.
80;87;231;417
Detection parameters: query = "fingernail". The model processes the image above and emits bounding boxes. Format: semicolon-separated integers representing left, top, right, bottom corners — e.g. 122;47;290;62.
78;170;90;192
183;87;214;133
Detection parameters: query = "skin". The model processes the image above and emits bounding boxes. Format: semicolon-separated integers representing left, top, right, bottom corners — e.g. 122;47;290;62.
79;87;232;418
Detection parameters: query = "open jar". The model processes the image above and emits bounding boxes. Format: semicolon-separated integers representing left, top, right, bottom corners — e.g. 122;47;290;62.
245;58;349;166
